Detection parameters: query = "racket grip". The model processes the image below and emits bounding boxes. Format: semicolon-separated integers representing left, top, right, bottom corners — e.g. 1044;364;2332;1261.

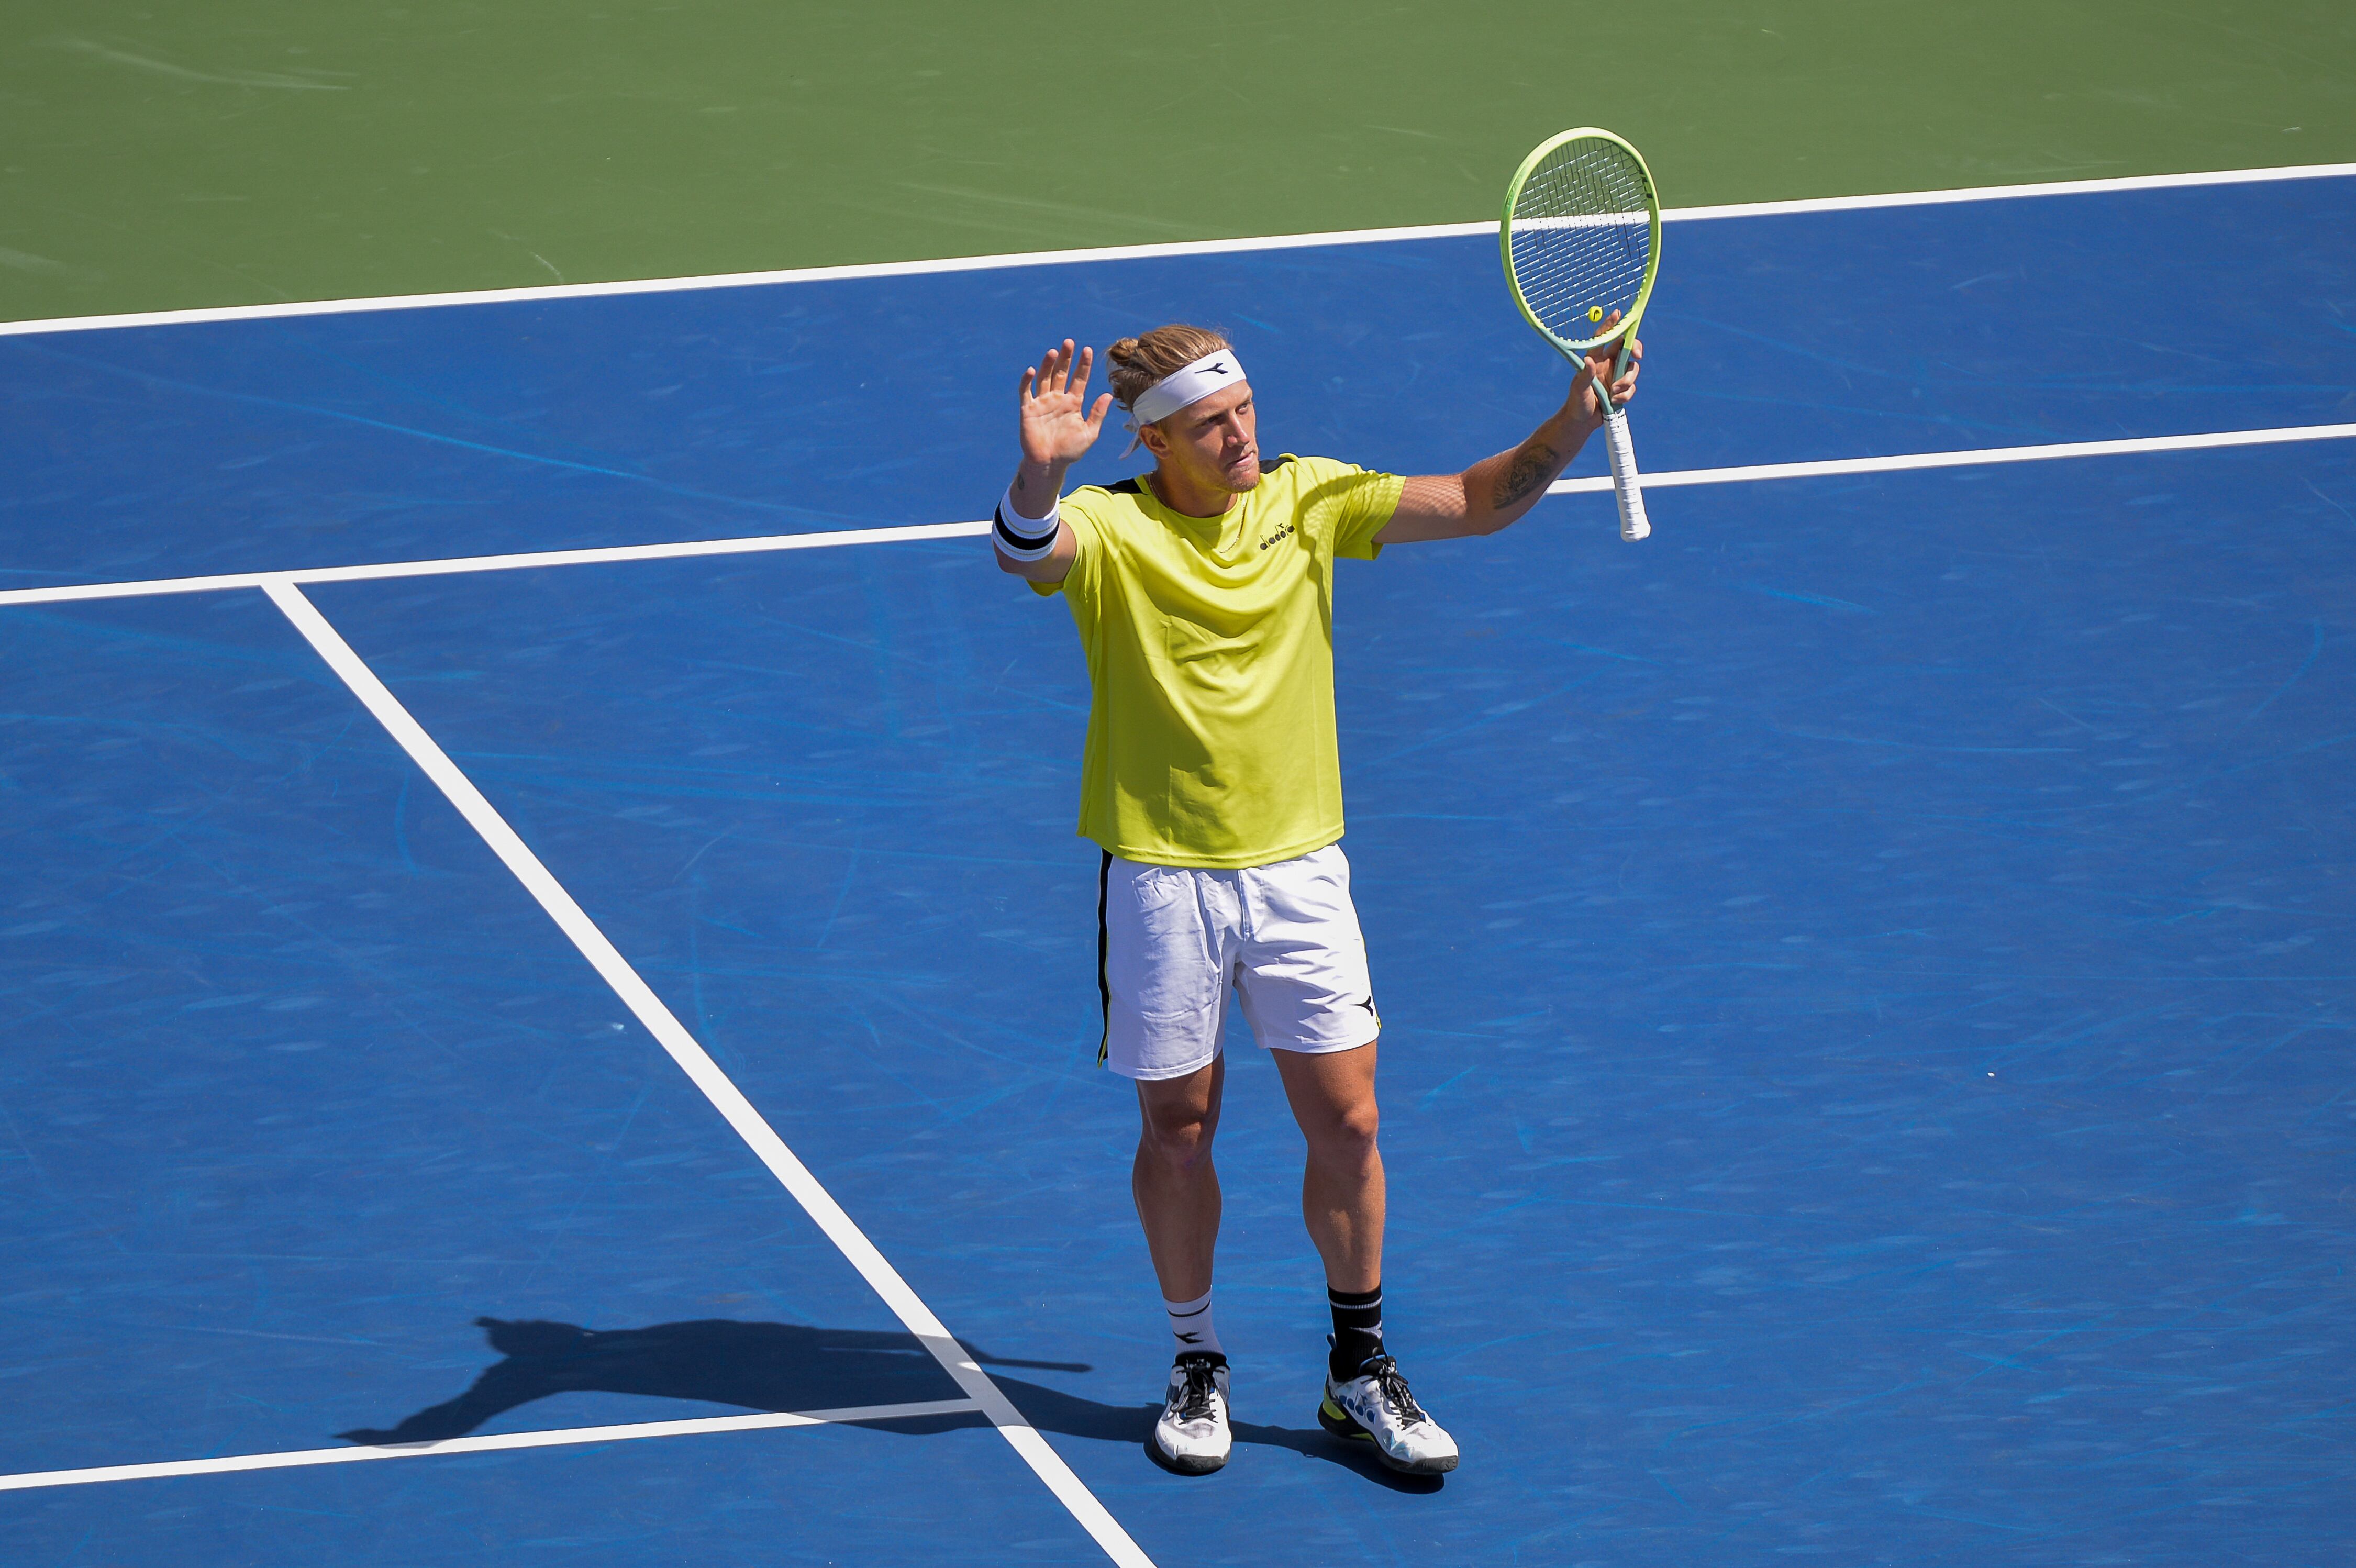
1602;399;1650;542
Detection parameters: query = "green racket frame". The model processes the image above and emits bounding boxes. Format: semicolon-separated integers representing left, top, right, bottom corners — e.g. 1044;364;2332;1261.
1498;125;1662;379
1501;126;1661;541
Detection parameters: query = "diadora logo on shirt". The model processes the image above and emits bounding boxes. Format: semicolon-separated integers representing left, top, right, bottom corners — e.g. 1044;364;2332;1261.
1258;520;1296;552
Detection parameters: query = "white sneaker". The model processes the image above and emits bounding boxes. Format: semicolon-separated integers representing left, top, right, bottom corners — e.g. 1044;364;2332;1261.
1152;1352;1231;1474
1319;1352;1459;1474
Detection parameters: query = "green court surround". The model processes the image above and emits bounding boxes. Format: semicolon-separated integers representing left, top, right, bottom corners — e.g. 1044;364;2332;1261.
3;1;2352;321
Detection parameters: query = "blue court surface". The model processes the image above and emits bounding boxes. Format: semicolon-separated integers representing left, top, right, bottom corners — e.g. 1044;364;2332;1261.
3;173;2352;1565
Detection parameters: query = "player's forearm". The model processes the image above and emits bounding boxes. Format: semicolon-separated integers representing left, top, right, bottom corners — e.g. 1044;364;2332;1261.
1459;405;1599;535
995;462;1077;582
1380;402;1600;545
1008;458;1071;520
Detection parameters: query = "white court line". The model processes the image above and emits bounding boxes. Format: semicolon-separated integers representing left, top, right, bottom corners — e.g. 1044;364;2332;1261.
0;520;998;606
1542;420;2356;496
1;420;2348;610
1509;212;1651;231
1;161;2348;339
0;1399;983;1494
261;579;1156;1568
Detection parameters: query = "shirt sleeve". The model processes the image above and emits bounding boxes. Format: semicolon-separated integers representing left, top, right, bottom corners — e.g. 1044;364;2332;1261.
1290;454;1405;562
1029;491;1105;625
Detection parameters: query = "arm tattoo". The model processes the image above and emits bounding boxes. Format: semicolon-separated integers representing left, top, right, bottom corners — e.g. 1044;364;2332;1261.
1492;442;1560;510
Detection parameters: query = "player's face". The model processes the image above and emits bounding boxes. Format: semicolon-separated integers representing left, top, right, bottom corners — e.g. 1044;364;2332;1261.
1144;381;1260;494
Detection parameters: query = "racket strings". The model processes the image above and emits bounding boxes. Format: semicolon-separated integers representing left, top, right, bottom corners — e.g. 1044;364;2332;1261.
1508;141;1652;345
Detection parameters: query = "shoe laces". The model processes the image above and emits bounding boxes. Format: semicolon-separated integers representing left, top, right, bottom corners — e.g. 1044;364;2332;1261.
1357;1355;1428;1424
1172;1355;1223;1422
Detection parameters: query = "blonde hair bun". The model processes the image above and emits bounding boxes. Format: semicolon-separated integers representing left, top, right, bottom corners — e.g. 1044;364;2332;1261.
1106;325;1233;413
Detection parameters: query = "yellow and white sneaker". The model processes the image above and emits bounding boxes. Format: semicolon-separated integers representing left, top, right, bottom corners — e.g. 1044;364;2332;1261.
1152;1352;1231;1474
1319;1352;1459;1474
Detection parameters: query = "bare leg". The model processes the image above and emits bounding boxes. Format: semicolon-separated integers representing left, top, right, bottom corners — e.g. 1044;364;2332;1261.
1271;1040;1383;1292
1132;1055;1225;1302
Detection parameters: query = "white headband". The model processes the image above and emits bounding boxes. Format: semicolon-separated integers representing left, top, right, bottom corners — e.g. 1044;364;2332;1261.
1120;349;1247;455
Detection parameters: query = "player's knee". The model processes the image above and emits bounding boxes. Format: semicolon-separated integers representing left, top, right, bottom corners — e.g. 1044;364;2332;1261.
1140;1121;1215;1176
1138;1101;1218;1171
1307;1098;1381;1165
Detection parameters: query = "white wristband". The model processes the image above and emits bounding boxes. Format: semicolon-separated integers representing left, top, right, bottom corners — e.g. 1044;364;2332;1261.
993;486;1060;561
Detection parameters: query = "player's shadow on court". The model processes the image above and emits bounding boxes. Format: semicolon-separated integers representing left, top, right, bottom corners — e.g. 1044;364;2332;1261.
339;1317;1436;1489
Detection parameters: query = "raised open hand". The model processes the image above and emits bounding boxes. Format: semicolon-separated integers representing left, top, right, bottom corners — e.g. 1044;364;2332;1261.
1019;340;1114;469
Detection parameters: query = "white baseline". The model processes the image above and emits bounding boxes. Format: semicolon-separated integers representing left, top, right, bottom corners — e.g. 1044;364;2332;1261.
0;161;2347;339
2;421;2348;610
261;580;1157;1568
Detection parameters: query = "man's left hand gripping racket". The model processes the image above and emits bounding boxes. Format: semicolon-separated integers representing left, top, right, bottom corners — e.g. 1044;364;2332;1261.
1502;128;1661;541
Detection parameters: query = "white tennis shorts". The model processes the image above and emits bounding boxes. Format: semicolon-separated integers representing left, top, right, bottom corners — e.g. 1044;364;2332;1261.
1097;843;1381;1081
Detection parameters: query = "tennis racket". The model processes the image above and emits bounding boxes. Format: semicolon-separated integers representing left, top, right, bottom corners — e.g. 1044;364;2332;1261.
1501;128;1661;542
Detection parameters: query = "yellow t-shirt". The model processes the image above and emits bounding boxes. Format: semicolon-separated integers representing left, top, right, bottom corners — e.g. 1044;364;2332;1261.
1033;453;1404;869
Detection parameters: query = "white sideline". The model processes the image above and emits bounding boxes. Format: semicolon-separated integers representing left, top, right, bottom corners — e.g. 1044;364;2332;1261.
1;420;2348;610
261;579;1157;1568
0;1399;983;1493
1;161;2348;339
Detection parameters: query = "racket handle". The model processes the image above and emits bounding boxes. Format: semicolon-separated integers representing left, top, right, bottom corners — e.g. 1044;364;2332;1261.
1601;397;1650;542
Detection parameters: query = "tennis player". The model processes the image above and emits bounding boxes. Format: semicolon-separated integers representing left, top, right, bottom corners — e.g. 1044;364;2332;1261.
993;322;1639;1476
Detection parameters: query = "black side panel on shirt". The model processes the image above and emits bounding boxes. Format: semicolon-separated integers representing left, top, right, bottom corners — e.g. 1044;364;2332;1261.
1096;850;1113;1066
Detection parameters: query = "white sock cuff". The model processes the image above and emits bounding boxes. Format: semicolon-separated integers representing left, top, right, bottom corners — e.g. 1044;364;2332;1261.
1163;1288;1224;1356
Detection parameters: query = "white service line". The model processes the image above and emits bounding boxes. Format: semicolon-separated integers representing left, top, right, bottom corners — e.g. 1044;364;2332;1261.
1;162;2348;339
2;420;2349;611
1543;419;2356;496
0;1399;983;1494
0;520;993;607
260;577;1157;1568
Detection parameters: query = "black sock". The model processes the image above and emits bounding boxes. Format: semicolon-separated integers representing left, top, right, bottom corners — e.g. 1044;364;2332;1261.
1328;1283;1384;1380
